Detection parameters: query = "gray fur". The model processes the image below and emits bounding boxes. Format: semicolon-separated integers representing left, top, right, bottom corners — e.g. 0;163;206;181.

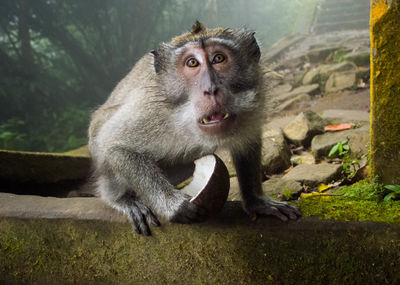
89;24;300;235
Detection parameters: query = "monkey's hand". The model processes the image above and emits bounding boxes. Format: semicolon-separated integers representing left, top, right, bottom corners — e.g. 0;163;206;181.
123;200;161;236
168;192;207;224
242;196;301;222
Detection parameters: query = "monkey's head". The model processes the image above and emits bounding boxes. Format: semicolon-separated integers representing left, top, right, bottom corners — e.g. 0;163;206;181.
152;22;264;141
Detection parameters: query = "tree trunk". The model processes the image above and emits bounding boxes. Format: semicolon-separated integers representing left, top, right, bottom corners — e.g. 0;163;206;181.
370;0;400;184
18;0;33;66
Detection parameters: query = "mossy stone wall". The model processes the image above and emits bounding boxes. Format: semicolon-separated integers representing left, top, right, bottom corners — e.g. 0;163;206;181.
370;0;400;184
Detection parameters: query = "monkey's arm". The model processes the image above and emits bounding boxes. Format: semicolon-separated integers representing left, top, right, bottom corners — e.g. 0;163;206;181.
231;139;301;221
97;146;205;235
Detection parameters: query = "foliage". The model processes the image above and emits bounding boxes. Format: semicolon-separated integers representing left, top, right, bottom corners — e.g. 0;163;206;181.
300;179;400;223
383;184;400;201
337;179;385;201
0;0;315;152
328;139;349;158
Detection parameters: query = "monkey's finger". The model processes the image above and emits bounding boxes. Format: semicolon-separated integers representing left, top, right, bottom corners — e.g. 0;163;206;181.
128;207;151;236
145;208;161;227
276;205;299;220
257;206;289;222
287;204;302;217
136;202;161;227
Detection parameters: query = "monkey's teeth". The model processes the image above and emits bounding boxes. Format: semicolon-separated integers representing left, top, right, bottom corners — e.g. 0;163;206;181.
223;113;230;120
202;118;210;124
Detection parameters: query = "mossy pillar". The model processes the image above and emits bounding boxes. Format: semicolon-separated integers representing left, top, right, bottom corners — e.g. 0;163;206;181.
370;0;400;184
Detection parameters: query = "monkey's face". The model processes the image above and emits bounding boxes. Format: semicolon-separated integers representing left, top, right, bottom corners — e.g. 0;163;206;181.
153;25;263;140
176;42;237;135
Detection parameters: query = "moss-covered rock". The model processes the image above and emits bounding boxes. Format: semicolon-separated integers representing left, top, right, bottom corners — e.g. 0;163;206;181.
370;0;400;184
1;204;400;284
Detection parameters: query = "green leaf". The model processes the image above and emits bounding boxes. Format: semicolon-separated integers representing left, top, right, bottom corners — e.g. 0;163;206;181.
384;193;395;202
384;185;400;192
338;143;343;154
328;144;339;158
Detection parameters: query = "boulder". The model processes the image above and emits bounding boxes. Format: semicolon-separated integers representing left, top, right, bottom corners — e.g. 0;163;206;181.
262;178;303;200
325;71;357;93
283;111;326;147
344;50;370;66
261;129;291;175
274;94;311;113
214;149;236;176
228;177;241;201
282;163;343;187
275;84;320;103
290;152;316;165
319;109;370;123
270;83;292;96
311;126;369;159
302;61;357;85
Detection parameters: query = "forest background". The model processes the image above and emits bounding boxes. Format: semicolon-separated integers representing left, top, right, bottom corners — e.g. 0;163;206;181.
0;0;316;152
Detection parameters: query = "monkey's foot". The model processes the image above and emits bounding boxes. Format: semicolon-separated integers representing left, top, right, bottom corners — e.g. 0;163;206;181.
124;201;160;236
243;196;302;222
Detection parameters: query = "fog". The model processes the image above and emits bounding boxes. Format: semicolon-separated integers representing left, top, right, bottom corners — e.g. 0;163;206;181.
0;0;319;152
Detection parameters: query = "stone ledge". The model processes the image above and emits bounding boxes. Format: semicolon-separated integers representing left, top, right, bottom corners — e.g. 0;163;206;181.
1;193;400;284
0;193;126;223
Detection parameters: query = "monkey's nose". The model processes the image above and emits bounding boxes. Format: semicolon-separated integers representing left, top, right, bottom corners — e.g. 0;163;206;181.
204;86;219;96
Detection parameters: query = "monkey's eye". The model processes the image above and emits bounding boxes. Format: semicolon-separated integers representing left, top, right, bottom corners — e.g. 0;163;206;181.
186;58;199;68
212;54;226;64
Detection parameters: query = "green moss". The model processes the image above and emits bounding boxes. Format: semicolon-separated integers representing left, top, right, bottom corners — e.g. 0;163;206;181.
300;199;400;223
2;213;400;284
370;2;400;184
299;180;400;223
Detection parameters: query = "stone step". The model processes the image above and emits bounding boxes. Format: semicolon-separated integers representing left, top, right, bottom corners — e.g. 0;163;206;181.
1;198;400;284
314;19;369;33
318;10;369;23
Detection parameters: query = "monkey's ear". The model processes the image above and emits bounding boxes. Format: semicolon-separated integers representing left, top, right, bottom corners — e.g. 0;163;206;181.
151;44;170;74
240;31;261;62
249;32;261;62
191;21;206;34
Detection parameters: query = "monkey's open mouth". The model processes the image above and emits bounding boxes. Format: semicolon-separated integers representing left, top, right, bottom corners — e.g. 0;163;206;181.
200;112;230;125
198;112;235;135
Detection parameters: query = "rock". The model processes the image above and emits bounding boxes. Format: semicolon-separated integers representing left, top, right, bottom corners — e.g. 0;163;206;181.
262;178;303;200
283;111;326;147
214;149;236;176
275;84;319;103
290;152;316;165
282;163;343;187
325;71;356;93
319;109;370;123
302;61;357;85
270;83;292;96
228;177;241;201
311;126;369;159
261;129;291;175
274;94;311;113
264;115;297;132
344;50;370;66
0;193;126;222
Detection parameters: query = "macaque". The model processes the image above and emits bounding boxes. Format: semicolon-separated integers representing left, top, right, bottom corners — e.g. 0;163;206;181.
88;22;301;235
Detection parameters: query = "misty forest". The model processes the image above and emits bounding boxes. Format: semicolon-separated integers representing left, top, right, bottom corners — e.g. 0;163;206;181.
0;0;314;152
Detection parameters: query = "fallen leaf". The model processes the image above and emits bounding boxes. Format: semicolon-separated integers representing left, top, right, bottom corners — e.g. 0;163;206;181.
318;183;334;192
324;123;355;132
300;192;330;200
